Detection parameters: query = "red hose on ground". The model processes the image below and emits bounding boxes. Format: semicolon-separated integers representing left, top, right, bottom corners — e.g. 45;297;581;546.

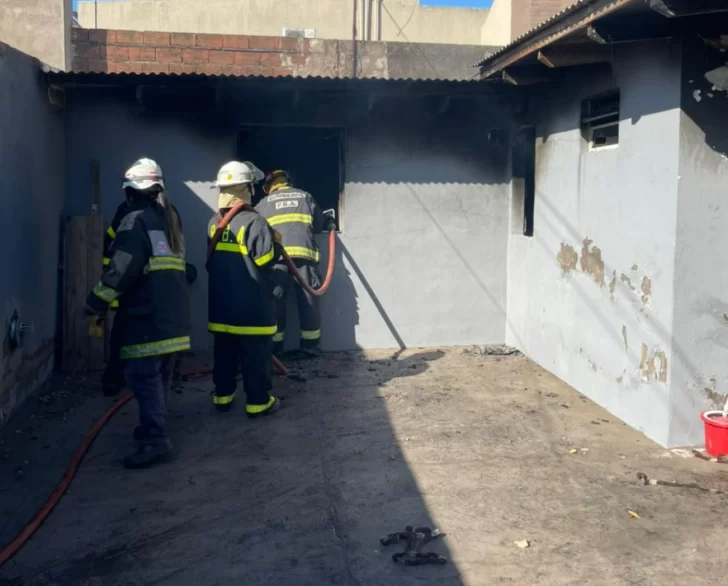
0;356;289;568
0;390;133;567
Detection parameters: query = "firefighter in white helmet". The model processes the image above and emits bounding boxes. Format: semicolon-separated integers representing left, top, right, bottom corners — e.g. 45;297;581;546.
206;161;281;416
86;157;191;469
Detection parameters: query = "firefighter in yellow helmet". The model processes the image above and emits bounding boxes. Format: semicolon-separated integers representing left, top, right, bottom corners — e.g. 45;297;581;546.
256;170;328;356
206;161;281;416
86;158;190;469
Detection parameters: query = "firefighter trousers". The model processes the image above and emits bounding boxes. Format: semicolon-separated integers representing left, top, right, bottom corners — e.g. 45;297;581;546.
124;355;173;445
271;260;321;353
213;334;273;410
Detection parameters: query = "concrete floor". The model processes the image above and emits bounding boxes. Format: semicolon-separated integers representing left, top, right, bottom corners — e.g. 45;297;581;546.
1;348;727;585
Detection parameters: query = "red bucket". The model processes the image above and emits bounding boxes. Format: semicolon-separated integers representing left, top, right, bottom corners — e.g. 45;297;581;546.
701;411;728;457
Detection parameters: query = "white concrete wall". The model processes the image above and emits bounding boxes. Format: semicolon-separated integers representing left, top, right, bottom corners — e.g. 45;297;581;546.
480;0;511;46
506;42;683;447
669;37;728;446
0;0;73;70
64;90;509;353
77;0;491;46
0;43;66;425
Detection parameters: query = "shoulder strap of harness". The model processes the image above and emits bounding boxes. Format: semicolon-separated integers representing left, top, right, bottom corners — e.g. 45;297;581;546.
206;202;254;267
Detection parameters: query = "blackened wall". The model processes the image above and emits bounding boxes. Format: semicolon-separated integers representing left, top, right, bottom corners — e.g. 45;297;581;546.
64;82;511;353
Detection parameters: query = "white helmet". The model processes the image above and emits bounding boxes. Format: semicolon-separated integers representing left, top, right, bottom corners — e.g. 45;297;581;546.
123;158;165;191
215;161;264;188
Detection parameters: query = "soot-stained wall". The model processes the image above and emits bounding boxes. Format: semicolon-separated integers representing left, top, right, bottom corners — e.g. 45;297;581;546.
65;84;510;353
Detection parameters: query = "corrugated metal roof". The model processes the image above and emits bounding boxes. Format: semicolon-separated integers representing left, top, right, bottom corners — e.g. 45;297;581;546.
476;0;624;69
49;70;485;85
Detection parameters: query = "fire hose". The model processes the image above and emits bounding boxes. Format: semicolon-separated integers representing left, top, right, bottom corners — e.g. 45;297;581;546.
0;204;336;568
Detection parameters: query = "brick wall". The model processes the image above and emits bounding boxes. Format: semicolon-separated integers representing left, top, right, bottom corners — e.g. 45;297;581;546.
70;28;495;80
71;29;330;77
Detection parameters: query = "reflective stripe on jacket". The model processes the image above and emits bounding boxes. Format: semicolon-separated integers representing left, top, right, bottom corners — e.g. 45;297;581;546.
255;186;324;263
103;202;131;309
206;210;278;335
87;200;191;359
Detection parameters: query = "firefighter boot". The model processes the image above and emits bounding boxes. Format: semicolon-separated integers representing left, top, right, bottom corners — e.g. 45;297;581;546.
123;438;174;469
246;396;281;419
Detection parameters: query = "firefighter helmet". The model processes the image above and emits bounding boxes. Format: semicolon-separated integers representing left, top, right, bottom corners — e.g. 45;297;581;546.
216;161;264;188
263;169;290;194
122;158;165;191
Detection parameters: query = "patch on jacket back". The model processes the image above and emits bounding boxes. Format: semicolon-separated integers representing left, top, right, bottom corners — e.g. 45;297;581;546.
267;192;306;202
275;201;299;210
148;230;173;256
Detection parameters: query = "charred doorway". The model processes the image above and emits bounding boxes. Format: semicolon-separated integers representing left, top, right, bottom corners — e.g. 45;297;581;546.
237;126;344;229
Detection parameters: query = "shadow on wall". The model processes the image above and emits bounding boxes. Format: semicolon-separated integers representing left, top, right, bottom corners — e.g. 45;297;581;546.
230;92;513;351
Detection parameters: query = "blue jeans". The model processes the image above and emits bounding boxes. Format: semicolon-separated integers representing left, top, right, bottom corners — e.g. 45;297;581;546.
124;355;173;444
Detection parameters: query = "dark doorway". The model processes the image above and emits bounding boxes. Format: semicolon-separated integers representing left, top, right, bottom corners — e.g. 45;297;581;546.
238;125;344;229
512;126;536;237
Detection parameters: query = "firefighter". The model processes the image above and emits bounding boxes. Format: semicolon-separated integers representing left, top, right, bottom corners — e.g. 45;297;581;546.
256;170;331;356
102;203;197;397
85;158;191;469
207;161;281;417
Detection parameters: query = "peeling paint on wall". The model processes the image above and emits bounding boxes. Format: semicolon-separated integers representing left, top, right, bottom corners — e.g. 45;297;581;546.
620;273;635;291
641;277;652;306
621;325;628;351
703;386;726;408
580;238;605;287
556;243;578;275
555;239;652;310
609;271;616;302
640;343;668;384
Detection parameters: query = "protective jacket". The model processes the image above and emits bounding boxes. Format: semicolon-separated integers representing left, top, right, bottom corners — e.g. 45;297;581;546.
87;200;191;359
255;186;324;263
103;202;131;308
206;209;279;336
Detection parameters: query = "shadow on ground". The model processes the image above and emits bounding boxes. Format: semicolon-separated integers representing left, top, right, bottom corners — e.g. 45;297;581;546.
3;348;728;585
0;349;458;586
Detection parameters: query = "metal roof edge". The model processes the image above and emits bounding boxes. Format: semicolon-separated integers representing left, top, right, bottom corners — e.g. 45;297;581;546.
46;71;487;84
477;0;633;77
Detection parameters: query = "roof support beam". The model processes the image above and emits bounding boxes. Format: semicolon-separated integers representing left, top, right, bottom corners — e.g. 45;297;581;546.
537;44;612;68
648;0;728;18
501;66;563;86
